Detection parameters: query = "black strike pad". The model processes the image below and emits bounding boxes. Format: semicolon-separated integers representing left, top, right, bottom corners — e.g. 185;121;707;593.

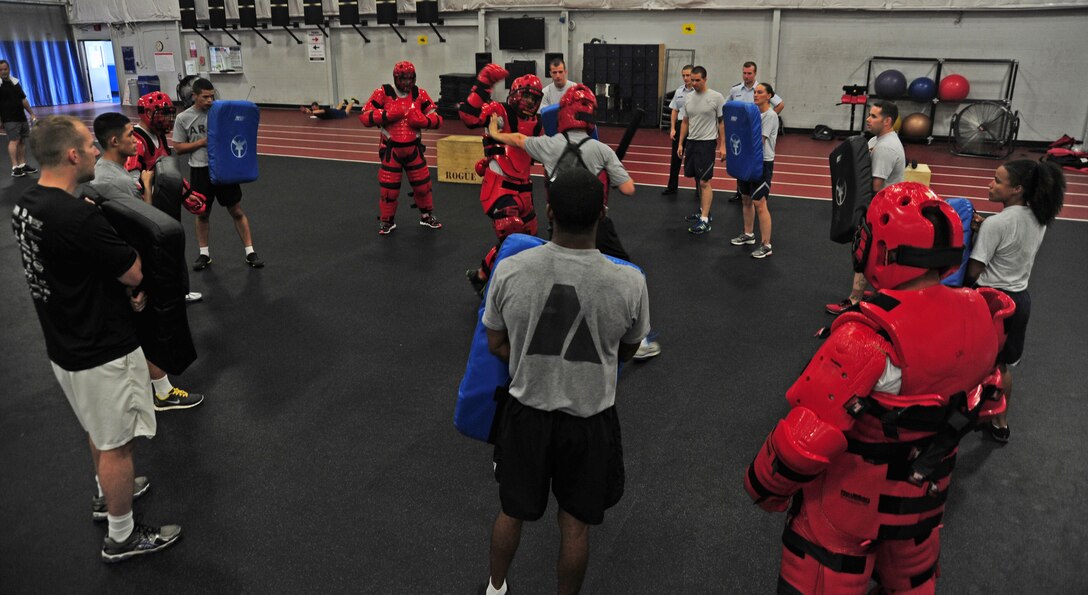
829;135;873;244
87;187;197;375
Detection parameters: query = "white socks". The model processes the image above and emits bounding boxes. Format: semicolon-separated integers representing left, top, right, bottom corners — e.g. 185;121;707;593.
245;246;255;255
107;510;134;543
95;475;103;498
486;579;507;595
200;246;211;257
151;375;174;398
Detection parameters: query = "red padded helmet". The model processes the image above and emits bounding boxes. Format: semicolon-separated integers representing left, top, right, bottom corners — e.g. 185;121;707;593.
558;83;597;133
137;91;176;134
852;182;965;290
393;61;416;93
508;74;543;118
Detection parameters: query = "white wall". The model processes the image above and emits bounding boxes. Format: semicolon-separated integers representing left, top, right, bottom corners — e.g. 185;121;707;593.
71;7;1088;141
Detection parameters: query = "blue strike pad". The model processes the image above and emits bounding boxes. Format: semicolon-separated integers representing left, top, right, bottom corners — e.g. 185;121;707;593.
208;100;260;185
723;100;764;182
942;197;975;287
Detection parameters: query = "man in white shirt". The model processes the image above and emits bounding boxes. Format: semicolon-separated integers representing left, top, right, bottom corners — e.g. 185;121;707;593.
663;64;694;196
539;58;578;110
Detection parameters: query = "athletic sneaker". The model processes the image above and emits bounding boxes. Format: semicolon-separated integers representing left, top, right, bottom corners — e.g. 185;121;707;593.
751;244;773;259
633;336;662;361
101;522;182;563
11;166;25;178
661;187;677;196
684;211;712;222
728;191;741;202
378;221;397;235
185;292;203;304
154;387;205;411
419;213;443;229
245;252;265;268
989;422;1010;443
93;476;151;521
350;97;359;104
192;254;212;271
687;219;711;235
825;298;856;315
466;269;486;297
730;232;756;245
20;164;38;174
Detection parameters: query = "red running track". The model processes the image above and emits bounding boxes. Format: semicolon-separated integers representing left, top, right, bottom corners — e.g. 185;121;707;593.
43;103;1088;222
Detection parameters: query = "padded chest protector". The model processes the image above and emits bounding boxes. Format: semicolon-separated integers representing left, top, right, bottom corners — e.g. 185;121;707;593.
828;135;873;244
207;100;260;185
723;100;764;182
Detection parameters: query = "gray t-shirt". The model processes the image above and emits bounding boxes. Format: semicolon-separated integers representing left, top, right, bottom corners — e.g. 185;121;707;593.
522;131;631;187
540;80;578;110
868;131;905;185
682;89;726;142
483;242;651;417
971;205;1046;292
760;108;780;161
172;106;209;167
89;159;142;205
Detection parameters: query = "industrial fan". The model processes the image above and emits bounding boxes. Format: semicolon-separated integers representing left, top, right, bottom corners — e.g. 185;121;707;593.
950;101;1019;159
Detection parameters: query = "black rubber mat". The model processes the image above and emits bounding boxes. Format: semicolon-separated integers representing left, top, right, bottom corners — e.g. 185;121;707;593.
2;154;1085;593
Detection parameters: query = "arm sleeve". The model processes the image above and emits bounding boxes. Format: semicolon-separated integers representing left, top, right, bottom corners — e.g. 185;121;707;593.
870;144;895;180
601;145;631;186
481;266;508;331
171;114;189;143
77;209;138;279
969;215;1004;266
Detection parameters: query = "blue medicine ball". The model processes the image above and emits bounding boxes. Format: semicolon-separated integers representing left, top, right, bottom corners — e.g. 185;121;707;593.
908;77;937;102
874;70;907;98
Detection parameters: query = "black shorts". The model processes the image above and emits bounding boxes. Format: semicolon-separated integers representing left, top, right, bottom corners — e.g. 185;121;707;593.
737;161;775;201
683;139;717;182
189;166;243;209
493;396;624;526
995;288;1030;366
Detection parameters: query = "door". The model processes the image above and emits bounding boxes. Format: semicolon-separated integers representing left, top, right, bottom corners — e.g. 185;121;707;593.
81;40;117;103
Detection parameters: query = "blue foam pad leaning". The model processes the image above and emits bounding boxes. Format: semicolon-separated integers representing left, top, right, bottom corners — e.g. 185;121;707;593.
207;100;260;185
942;197;975;287
722;100;764;182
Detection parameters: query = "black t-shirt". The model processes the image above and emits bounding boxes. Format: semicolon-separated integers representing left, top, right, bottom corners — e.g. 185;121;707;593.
0;79;28;123
12;185;140;371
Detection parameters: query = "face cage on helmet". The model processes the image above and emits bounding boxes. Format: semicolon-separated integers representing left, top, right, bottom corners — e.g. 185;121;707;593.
150;106;177;133
511;88;543;116
395;74;416;93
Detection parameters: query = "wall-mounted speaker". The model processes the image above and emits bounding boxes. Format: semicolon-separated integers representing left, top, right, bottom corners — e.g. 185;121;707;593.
303;0;324;26
376;1;398;25
238;0;257;28
270;0;290;27
338;0;359;25
416;1;438;24
178;0;197;29
208;0;226;29
475;52;492;75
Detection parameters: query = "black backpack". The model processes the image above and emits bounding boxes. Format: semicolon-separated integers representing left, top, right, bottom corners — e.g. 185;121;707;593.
547;132;595;186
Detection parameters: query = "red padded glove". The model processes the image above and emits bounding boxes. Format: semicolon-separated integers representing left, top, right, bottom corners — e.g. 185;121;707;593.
181;179;208;216
384;102;408;122
477;63;508;87
407;108;430;129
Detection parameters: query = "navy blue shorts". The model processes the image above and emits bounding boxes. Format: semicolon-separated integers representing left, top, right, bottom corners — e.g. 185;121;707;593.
737;161;775;201
683;139;717;182
995;288;1030;366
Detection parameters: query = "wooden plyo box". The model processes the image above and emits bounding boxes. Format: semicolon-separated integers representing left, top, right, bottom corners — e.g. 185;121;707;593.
437;135;483;184
903;163;932;187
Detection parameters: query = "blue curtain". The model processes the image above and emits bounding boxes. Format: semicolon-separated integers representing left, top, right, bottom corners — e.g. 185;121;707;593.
0;40;88;106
